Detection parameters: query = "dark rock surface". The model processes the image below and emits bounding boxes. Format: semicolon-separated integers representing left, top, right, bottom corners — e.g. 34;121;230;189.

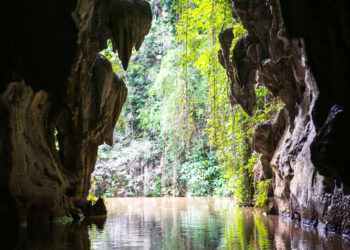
0;0;151;225
220;0;350;235
91;198;107;216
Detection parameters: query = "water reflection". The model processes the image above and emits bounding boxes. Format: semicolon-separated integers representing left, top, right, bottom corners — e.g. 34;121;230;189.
91;198;225;250
1;198;349;249
0;222;91;250
90;198;350;250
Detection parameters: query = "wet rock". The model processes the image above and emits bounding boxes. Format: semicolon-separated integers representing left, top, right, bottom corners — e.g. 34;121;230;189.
81;198;107;217
108;0;152;70
267;198;278;215
311;105;350;188
221;0;350;235
0;0;151;225
252;106;287;177
252;122;274;157
92;198;107;216
219;31;257;115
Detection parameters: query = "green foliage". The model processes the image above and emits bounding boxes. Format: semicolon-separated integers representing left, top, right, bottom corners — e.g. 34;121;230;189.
147;174;163;197
100;40;123;75
87;178;98;204
254;179;271;209
178;142;222;196
219;208;270;249
253;211;270;249
223;86;280;206
94;0;281;203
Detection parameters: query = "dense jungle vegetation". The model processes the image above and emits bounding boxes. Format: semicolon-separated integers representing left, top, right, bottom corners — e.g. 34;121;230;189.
91;0;280;208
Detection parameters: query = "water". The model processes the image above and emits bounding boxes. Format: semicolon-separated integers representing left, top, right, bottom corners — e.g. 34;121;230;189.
1;198;349;249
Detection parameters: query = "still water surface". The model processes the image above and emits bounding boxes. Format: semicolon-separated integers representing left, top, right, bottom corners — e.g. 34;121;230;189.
2;198;349;249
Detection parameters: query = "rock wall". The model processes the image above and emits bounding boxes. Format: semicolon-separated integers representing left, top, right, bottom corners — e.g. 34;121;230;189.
92;139;162;197
0;0;151;225
219;0;350;235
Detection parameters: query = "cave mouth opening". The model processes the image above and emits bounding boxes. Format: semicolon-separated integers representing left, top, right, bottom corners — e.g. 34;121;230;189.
90;1;280;206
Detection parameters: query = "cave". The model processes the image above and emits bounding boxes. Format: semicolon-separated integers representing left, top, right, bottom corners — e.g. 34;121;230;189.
0;0;350;243
0;0;151;225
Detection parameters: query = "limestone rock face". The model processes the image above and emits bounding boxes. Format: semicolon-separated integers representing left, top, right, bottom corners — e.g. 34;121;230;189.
219;0;350;235
0;0;151;225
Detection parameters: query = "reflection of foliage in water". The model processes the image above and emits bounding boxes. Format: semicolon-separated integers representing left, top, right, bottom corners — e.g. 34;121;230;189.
163;200;223;250
87;198;273;250
253;211;270;249
219;208;270;249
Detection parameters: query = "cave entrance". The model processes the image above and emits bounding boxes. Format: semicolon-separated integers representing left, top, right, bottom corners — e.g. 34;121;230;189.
90;0;280;206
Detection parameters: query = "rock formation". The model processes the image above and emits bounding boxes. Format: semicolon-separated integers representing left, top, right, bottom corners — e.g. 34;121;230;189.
0;0;151;225
219;0;350;235
92;139;162;197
